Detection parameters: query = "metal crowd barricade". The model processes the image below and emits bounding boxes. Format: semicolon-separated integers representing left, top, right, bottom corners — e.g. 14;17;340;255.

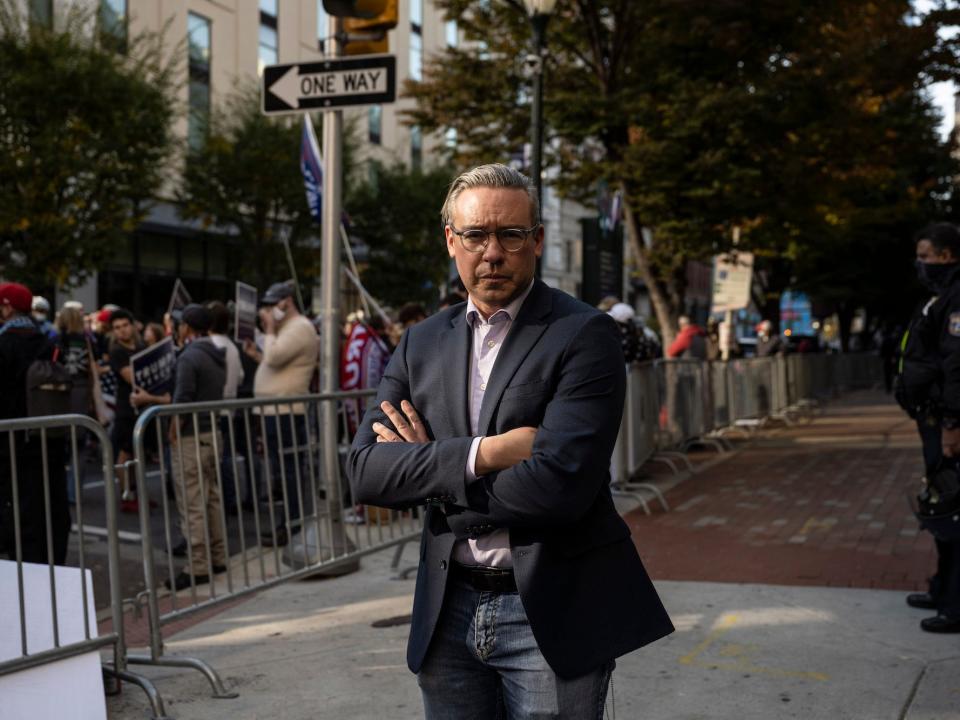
611;363;669;513
612;353;884;498
0;414;165;717
127;389;421;705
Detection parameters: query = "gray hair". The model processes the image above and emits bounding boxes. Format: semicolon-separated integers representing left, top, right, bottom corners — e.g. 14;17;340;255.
441;163;540;227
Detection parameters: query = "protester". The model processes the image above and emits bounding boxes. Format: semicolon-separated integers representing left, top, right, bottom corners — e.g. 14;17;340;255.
143;322;166;346
667;315;708;359
31;295;57;340
207;301;248;514
756;319;786;357
245;281;319;547
607;302;642;363
56;304;97;417
398;302;427;329
108;308;146;512
0;282;71;565
637;317;663;360
165;304;228;591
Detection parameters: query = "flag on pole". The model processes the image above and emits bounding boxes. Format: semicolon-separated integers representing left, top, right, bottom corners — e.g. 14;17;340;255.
301;114;323;224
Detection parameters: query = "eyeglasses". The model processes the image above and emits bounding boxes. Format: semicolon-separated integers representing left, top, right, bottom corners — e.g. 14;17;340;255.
448;223;540;253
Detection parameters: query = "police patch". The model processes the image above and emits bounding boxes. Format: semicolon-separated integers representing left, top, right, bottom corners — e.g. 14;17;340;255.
950;312;960;337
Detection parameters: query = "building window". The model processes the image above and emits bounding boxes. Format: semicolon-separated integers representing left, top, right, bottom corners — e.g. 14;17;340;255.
99;0;127;53
187;12;211;152
368;105;382;144
445;19;457;47
317;0;329;54
259;1;279;75
409;31;422;81
409;0;423;81
411;125;422;170
29;0;52;27
410;0;422;31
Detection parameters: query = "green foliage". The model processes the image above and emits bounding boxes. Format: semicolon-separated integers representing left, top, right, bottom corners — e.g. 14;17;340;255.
404;0;960;337
178;86;319;291
0;2;177;289
345;160;454;307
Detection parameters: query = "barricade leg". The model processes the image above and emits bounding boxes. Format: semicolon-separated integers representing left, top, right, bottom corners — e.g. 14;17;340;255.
125;653;239;699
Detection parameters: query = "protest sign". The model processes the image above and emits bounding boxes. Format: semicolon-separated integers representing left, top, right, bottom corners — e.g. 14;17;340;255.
166;279;192;316
129;337;176;404
235;282;258;343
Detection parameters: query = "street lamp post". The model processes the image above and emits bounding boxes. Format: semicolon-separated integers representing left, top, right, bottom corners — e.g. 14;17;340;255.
523;0;556;211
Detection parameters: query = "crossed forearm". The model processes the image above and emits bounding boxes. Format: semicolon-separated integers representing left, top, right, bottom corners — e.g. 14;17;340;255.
372;400;536;475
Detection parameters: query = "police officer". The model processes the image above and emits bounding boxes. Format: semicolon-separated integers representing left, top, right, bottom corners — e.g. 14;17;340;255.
897;222;960;633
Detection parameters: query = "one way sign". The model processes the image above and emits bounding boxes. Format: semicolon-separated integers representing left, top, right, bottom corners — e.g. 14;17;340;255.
262;55;396;115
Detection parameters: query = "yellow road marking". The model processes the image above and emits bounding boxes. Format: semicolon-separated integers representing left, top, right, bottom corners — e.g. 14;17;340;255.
679;613;829;682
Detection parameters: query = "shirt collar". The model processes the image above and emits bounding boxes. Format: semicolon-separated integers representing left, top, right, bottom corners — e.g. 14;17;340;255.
466;280;535;327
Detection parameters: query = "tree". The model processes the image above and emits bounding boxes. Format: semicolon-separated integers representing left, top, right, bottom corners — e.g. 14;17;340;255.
345;160;454;308
403;0;959;346
0;3;177;290
178;86;320;292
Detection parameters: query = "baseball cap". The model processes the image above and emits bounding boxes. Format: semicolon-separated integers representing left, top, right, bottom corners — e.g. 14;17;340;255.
0;283;33;313
259;281;295;307
181;303;213;332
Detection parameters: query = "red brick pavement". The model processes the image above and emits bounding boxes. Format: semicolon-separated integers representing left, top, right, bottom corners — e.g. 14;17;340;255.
626;391;937;591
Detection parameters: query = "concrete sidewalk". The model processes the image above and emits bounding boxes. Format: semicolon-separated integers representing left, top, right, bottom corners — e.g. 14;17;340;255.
107;391;960;719
107;546;960;719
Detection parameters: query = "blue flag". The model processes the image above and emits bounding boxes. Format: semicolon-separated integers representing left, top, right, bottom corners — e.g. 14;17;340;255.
301;114;323;224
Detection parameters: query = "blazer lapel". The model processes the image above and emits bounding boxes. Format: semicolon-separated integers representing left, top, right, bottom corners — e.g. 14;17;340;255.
439;308;471;438
476;281;553;435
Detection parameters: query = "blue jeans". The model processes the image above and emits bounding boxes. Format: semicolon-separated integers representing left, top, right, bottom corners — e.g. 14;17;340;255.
417;579;614;719
263;413;308;530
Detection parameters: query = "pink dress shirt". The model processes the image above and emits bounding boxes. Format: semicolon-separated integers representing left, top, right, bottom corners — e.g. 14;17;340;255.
452;281;535;568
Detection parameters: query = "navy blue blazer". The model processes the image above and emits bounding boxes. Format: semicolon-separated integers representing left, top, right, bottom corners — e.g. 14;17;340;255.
348;280;674;678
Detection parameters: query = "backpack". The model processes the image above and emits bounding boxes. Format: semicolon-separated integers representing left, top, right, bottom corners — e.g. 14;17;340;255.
26;345;74;418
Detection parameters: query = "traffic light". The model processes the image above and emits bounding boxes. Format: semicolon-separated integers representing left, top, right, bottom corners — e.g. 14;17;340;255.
343;36;390;56
323;0;388;18
343;0;398;34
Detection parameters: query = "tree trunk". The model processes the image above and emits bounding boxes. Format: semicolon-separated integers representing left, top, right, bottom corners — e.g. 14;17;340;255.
621;191;678;348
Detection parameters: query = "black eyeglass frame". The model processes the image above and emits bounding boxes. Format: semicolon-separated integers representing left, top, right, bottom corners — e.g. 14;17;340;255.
447;222;541;253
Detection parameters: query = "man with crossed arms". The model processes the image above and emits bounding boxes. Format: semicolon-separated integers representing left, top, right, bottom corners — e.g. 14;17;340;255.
349;164;672;718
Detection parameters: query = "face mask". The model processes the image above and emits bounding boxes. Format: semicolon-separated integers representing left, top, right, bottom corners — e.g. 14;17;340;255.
916;260;956;291
272;306;286;323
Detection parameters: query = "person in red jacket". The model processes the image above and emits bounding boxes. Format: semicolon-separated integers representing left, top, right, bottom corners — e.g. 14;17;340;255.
667;315;708;359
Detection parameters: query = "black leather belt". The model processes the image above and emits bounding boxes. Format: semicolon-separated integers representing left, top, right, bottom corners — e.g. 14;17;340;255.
451;562;517;593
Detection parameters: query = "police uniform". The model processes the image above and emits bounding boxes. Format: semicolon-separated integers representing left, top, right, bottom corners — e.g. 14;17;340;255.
897;263;960;630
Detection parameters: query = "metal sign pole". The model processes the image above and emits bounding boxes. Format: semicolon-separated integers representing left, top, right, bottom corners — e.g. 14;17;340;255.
320;14;349;550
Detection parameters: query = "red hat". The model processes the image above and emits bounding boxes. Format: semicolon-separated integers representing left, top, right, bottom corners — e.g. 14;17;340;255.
0;283;32;313
97;309;113;324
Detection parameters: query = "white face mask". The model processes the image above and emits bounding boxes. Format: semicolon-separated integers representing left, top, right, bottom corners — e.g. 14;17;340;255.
271;306;286;323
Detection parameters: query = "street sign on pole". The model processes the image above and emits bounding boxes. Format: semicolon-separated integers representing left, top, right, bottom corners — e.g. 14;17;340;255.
262;55;396;114
711;251;754;314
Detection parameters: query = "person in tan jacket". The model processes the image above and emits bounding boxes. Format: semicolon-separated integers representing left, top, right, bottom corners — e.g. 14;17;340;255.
243;281;319;547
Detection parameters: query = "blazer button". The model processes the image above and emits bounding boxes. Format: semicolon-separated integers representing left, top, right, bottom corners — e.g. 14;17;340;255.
439;560;447;570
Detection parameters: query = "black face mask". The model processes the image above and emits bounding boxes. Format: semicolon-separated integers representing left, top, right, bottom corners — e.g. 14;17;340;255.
916;260;957;291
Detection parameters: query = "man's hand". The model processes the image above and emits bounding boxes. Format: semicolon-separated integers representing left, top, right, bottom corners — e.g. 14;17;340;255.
475;426;537;476
373;400;428;443
242;338;262;363
259;307;277;336
943;427;960;457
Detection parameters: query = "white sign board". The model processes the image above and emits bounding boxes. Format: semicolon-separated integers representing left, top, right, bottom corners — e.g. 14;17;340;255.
711;252;754;313
262;55;396;114
0;560;106;720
